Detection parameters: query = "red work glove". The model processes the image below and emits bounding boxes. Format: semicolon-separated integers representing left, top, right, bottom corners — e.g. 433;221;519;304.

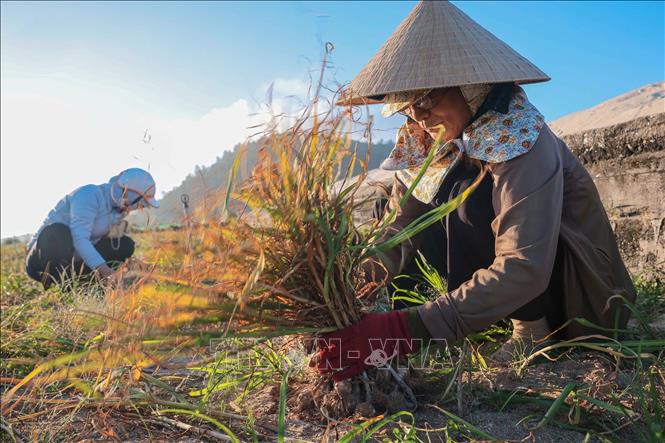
311;311;420;382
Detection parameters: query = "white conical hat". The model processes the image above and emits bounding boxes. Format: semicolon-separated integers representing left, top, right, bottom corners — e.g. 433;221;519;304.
338;1;549;105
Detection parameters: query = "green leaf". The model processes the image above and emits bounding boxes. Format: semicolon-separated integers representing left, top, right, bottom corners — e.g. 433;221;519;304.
277;369;291;443
527;382;577;431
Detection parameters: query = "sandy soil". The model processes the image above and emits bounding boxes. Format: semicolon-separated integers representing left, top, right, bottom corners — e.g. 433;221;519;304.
232;348;658;442
549;81;664;136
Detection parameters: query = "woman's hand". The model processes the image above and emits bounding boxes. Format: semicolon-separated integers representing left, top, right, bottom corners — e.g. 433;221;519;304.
311;311;420;382
96;264;115;280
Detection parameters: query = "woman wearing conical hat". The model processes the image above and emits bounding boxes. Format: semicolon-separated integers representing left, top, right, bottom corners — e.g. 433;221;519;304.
313;1;636;380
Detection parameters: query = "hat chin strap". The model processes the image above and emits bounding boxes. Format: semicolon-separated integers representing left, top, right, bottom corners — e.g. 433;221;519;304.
110;181;126;209
110;183;136;211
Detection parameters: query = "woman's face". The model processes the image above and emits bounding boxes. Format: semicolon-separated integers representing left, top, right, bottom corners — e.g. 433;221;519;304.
403;87;472;141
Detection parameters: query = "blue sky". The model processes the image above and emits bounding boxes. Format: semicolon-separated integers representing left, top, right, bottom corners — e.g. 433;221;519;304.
1;1;663;237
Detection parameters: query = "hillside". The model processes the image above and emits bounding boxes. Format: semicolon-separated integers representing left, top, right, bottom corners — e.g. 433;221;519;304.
134;138;395;227
548;81;664;136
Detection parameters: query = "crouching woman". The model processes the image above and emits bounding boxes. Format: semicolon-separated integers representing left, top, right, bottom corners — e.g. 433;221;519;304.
25;168;159;288
313;2;636;380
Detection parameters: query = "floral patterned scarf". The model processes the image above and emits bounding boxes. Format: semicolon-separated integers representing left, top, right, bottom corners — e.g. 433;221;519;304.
383;88;545;204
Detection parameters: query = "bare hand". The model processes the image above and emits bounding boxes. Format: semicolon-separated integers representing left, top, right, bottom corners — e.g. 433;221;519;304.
96;264;115;280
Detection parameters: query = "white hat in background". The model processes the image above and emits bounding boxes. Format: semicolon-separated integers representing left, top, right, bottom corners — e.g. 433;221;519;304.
115;168;159;208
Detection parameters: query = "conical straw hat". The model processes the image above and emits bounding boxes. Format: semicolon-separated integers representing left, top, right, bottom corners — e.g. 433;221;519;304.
338;1;549;106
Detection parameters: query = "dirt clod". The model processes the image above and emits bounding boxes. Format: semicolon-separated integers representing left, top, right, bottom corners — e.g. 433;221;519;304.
385;389;409;413
320;390;350;418
334;379;354;397
354;401;377;418
295;389;314;412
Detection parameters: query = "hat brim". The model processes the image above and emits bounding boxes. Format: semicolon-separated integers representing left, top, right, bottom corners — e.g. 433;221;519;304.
335;93;385;107
381;89;432;118
146;197;160;208
337;88;432;117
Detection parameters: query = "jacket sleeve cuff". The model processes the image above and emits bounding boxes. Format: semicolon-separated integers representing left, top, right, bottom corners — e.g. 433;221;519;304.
405;307;432;341
416;292;467;343
85;255;107;270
